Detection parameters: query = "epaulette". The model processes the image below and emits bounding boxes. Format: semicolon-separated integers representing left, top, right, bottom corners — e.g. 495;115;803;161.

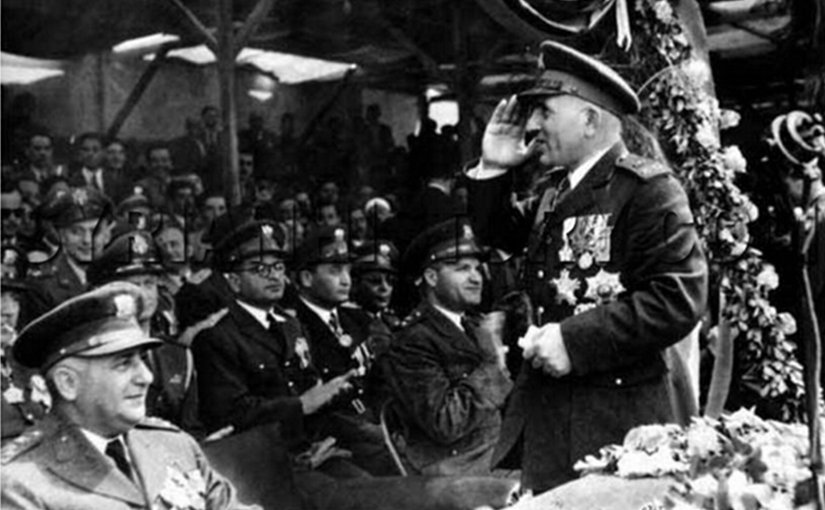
398;309;424;329
135;416;180;432
28;262;57;279
1;428;44;464
614;153;670;180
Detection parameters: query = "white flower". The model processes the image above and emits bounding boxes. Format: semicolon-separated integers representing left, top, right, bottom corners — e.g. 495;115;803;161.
721;146;747;174
653;0;674;22
695;121;720;150
756;264;779;291
776;312;797;335
719;109;741;130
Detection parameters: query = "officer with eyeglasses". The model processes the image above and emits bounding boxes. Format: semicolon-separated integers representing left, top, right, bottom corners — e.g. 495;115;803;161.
191;218;361;468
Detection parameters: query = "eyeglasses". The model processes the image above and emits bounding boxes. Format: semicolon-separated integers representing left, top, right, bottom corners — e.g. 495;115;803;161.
1;209;23;220
242;261;286;278
363;273;396;287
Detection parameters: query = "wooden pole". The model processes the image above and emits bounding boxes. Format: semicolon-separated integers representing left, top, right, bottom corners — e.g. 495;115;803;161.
107;45;172;139
234;0;277;56
217;0;241;206
452;1;475;163
167;0;219;52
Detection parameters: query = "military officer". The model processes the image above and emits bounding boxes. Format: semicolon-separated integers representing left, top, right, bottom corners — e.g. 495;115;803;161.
349;240;403;332
87;229;203;434
192;218;353;439
381;218;513;476
29;186;114;307
1;282;256;509
286;226;397;475
466;40;708;492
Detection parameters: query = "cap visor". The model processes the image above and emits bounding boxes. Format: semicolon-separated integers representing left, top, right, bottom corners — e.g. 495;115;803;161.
78;329;163;358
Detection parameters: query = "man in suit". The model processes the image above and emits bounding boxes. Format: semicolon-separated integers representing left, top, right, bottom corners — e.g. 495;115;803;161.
381;218;512;476
1;282;256;509
29;187;114;308
466;41;708;492
14;132;66;190
68;133;105;190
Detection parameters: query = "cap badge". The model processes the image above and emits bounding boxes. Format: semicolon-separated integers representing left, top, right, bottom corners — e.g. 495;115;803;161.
3;249;18;266
113;294;137;319
132;235;149;255
462;224;474;240
334;229;345;242
133;186;144;196
261;224;274;239
379;244;391;256
72;188;88;206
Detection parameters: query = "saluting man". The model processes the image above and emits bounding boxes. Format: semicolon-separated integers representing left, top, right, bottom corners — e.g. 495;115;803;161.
467;40;708;492
1;282;256;509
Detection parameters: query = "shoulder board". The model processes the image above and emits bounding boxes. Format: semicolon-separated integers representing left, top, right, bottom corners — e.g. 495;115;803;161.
135;416;180;432
1;428;44;464
614;154;670;180
398;309;425;329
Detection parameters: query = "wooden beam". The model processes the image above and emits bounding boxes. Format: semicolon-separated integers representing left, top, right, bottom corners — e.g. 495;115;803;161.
218;0;241;206
107;45;173;139
234;0;277;55
167;0;219;53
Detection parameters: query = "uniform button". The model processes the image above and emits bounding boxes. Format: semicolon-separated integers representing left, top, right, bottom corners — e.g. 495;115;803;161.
462;373;468;378
615;378;623;386
323;368;329;374
288;382;295;388
285;361;291;367
537;306;545;315
537;270;544;279
258;363;265;370
451;449;458;456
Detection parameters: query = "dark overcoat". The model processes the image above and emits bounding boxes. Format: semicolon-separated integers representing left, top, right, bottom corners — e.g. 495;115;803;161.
192;302;316;441
468;142;708;492
381;303;513;475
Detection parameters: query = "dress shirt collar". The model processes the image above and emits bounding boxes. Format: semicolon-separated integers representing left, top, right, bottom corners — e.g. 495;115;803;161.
236;299;284;328
80;428;129;458
567;145;613;190
299;296;336;328
431;303;465;332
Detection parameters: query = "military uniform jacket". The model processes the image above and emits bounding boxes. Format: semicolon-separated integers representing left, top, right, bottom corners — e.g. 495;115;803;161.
192;301;317;442
381;303;513;476
28;252;87;309
468;142;708;492
1;413;257;510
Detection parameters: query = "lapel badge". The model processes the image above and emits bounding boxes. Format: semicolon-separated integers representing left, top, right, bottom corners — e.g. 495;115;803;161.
261;224;274;239
338;333;353;348
379;243;391;256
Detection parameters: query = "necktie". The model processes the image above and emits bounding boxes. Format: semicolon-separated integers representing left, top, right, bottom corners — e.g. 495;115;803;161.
328;311;342;337
105;438;133;480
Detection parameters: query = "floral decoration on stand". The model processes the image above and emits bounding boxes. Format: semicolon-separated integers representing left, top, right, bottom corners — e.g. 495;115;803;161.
627;0;805;420
574;409;816;509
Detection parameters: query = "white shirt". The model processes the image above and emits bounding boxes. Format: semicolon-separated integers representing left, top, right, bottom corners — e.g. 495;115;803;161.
431;303;465;332
236;300;285;328
82;167;104;191
80;429;133;465
466;145;614;191
299;296;338;333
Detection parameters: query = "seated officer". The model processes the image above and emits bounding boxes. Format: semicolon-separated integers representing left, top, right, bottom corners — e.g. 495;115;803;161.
192;218;369;475
381;218;513;476
1;282;256;509
29;187;114;308
87;229;203;434
349;240;402;334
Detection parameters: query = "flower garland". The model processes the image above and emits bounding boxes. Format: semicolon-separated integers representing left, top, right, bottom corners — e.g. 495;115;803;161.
629;0;805;420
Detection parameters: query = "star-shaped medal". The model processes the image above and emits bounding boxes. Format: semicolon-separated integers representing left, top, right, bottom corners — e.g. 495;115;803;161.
552;269;581;306
584;269;625;303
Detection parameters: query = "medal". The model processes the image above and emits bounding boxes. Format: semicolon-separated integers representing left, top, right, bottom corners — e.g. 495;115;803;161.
338;334;353;348
578;252;594;270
